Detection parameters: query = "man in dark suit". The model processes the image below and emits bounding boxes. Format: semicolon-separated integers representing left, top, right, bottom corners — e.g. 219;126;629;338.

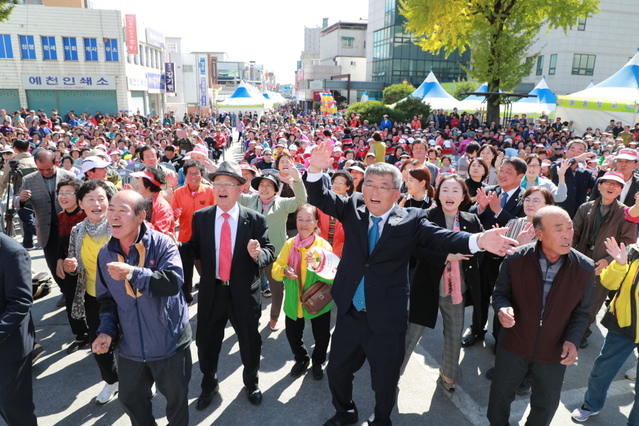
549;140;596;217
588;148;639;206
462;157;527;347
305;141;518;426
16;149;75;288
186;161;275;409
0;233;37;426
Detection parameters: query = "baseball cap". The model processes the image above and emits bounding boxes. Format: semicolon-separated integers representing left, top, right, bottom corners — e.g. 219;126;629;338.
615;148;638;161
81;156;110;174
130;169;164;187
599;171;625;185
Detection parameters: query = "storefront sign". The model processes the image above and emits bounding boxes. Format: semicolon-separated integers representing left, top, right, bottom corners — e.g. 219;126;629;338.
146;28;165;49
22;75;116;90
147;72;164;93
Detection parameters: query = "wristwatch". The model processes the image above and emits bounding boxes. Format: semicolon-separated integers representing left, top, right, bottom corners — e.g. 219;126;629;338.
125;268;133;281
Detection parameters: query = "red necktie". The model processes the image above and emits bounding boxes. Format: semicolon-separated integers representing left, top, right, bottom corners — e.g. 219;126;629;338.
219;213;232;281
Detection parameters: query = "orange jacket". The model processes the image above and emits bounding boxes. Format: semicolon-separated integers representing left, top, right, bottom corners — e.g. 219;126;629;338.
170;183;215;242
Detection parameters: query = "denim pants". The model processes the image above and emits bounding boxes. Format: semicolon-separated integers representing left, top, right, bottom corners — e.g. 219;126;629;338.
584;330;639;425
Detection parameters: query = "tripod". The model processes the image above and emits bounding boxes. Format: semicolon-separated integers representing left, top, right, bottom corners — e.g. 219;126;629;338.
3;165;20;237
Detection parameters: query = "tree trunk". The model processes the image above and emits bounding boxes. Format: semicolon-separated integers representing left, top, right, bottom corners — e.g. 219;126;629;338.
486;93;500;127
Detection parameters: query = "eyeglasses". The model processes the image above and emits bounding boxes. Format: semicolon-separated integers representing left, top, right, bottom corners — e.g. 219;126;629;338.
212;182;240;189
523;198;544;205
57;191;76;197
186;172;201;177
600;180;622;187
363;183;397;193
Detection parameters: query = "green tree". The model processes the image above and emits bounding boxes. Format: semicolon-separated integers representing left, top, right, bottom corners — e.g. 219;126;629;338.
346;101;392;126
392;97;432;126
383;83;415;105
0;0;17;22
447;79;481;101
400;0;600;124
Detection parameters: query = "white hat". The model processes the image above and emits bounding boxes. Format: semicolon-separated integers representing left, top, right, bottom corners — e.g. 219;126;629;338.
81;156;110;174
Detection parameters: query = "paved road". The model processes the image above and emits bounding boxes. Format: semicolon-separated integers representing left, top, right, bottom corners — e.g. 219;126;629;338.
3;139;636;425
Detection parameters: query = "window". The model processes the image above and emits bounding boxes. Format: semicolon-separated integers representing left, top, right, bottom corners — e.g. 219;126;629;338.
577;17;587;31
19;35;36;59
84;38;98;61
536;55;544;75
342;37;354;48
41;36;57;60
0;34;13;59
63;37;78;60
549;54;557;75
572;54;596;75
104;39;119;62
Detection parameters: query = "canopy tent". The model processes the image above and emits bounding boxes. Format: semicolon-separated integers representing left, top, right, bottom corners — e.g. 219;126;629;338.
556;50;639;135
457;82;489;112
510;77;557;118
217;81;265;118
585;80;595;90
413;71;460;110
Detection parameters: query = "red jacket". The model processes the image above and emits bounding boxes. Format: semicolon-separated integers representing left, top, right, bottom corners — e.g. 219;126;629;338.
317;208;344;258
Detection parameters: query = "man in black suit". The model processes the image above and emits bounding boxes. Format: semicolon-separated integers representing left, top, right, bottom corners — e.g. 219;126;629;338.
462;157;527;347
549;140;596;217
0;233;37;426
187;161;275;409
305;141;518;426
589;148;639;206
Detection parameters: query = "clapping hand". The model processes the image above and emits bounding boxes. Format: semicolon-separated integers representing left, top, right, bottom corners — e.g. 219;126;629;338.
475;187;490;211
487;191;503;215
604;237;627;266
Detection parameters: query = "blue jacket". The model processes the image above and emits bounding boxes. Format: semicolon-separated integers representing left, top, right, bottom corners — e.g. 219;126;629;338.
96;223;189;362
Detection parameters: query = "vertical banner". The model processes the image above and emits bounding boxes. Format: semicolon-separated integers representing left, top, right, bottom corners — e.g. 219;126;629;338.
165;63;175;93
125;14;138;55
199;57;207;107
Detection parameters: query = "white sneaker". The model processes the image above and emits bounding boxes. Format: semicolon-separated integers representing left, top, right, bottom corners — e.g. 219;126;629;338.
571;405;599;422
626;366;637;380
96;382;119;405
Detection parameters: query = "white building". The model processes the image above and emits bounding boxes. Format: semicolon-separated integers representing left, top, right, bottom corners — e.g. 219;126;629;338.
522;0;639;95
0;4;168;116
304;26;321;54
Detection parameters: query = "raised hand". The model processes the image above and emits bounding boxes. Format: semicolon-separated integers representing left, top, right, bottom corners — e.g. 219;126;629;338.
308;140;333;173
476;187;489;210
604;237;627;266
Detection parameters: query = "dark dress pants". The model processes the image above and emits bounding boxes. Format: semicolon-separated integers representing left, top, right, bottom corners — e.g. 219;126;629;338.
0;354;37;426
43;229;64;287
327;306;405;426
487;345;566;426
178;244;193;304
285;310;331;365
85;294;118;384
61;274;89;340
17;207;35;248
471;255;502;339
119;345;192;426
197;285;261;393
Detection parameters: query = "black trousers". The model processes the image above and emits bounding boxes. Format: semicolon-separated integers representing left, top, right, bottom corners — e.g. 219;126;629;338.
285;310;331;365
61;274;89;340
0;355;37;426
43;229;64;287
17;207;35;248
327;306;405;426
119;346;192;426
197;285;261;393
471;255;502;338
85;294;119;384
487;345;566;426
178;244;193;304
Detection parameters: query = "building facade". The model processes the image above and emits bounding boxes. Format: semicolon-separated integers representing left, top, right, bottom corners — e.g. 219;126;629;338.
0;4;168;117
366;0;470;90
521;0;639;95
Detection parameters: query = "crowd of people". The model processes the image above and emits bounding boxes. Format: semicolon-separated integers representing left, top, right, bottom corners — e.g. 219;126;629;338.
2;104;639;426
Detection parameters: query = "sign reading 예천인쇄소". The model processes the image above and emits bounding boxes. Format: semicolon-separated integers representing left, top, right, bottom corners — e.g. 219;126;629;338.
22;75;116;90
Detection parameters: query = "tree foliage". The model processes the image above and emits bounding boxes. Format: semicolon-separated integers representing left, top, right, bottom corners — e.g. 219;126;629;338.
399;0;600;123
393;97;432;125
346;98;432;126
447;79;481;101
383;83;415;105
346;101;392;126
0;0;17;23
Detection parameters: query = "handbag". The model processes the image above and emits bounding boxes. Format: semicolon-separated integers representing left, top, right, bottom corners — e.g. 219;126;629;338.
300;281;333;315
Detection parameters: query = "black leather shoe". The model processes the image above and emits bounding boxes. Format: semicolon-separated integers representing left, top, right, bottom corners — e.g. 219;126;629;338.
580;337;589;349
246;388;262;405
290;359;310;377
461;332;485;347
322;411;358;426
66;338;89;354
195;384;219;410
515;379;531;396
312;363;324;380
485;367;495;380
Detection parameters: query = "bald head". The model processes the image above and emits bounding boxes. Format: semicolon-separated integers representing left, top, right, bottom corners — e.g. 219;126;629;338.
533;206;570;231
112;189;149;216
533;206;574;259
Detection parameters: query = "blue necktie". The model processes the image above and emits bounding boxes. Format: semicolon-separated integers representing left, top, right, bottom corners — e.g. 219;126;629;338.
501;192;509;209
353;216;382;311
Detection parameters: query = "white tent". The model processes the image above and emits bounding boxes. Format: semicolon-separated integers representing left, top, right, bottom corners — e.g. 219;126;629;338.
217;81;265;118
556;50;639;135
585;80;595;90
457;82;489;112
511;77;557;118
393;71;459;110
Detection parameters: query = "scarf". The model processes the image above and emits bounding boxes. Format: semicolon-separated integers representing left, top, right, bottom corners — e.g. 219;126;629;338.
442;213;463;305
261;195;277;212
288;233;316;276
70;217;111;320
520;174;540;190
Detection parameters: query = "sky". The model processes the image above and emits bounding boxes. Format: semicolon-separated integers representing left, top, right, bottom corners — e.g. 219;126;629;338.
91;0;369;86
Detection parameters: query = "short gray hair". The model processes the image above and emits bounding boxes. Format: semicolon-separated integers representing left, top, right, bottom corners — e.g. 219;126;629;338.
363;162;402;189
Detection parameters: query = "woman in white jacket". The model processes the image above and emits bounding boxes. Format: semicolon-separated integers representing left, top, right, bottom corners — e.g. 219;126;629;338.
520;154;570;203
